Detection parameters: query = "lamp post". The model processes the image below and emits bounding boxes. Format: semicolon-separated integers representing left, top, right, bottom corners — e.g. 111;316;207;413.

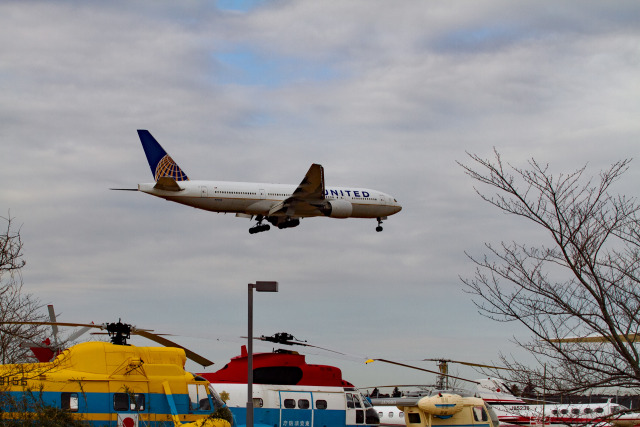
247;281;278;427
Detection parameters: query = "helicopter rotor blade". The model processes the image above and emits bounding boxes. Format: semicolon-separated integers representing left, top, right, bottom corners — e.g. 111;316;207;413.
366;359;480;385
549;333;639;343
47;305;59;347
1;321;213;367
255;337;349;355
244;333;352;357
66;326;93;343
133;330;213;367
1;321;106;330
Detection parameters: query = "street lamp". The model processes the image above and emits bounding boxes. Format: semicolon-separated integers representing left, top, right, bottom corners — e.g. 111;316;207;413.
247;281;278;427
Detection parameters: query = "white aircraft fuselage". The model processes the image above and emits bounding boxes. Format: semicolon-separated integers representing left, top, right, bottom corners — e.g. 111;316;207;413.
138;181;400;219
128;130;402;233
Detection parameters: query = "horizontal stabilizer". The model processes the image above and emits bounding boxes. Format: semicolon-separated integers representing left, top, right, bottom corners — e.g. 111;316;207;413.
110;188;138;191
154;177;183;192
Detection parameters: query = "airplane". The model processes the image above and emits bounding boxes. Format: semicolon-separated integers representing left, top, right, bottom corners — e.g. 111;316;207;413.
198;332;380;427
119;130;402;234
0;320;232;427
369;378;632;427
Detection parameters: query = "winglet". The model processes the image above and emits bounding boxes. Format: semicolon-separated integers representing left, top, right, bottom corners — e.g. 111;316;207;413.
137;130;189;182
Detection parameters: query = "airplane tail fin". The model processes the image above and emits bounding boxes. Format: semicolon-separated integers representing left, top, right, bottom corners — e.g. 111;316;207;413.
137;130;189;182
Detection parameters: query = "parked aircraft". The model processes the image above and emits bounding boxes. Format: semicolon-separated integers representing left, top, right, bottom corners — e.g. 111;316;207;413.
198;338;380;427
0;320;231;427
370;378;632;427
119;130;402;233
373;390;501;427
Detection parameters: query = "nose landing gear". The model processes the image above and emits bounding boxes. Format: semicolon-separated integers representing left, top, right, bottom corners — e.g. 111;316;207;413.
376;217;384;232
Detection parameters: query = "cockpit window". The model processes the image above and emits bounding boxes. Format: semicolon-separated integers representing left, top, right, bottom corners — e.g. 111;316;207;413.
473;406;488;421
208;385;226;411
362;395;373;408
352;394;362;408
188;383;210;411
346;393;354;408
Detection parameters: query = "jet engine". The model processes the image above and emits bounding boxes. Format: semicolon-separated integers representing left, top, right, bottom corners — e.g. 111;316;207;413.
321;200;353;218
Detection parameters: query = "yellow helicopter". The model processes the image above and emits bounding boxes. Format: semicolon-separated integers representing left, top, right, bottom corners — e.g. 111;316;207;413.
0;319;232;427
365;358;504;427
399;392;500;427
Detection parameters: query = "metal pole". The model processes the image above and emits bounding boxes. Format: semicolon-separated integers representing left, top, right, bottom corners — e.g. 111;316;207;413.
247;283;254;427
246;281;277;427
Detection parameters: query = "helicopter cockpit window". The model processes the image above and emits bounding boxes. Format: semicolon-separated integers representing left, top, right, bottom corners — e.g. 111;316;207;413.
352;394;362;408
473;406;489;422
346;393;355;409
362;395;373;408
208;384;226;411
188;383;211;411
61;392;78;412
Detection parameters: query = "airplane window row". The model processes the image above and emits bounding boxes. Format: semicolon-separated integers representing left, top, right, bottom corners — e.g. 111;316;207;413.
281;399;328;410
551;407;605;415
215;191;256;195
268;193;291;197
326;196;378;201
378;411;405;418
113;392;145;412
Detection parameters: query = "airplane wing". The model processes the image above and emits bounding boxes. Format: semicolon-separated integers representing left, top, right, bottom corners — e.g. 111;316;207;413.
269;164;325;217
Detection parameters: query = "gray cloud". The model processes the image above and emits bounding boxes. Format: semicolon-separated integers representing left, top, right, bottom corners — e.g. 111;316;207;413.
1;0;638;385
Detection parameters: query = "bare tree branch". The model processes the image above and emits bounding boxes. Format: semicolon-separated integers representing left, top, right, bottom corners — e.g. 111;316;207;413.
458;151;640;394
0;213;47;364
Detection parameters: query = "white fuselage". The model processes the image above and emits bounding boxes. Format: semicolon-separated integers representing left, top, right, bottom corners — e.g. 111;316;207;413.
138;180;402;219
213;383;379;427
375;406;406;426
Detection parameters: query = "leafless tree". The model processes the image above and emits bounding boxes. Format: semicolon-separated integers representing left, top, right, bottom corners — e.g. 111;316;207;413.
458;150;640;395
0;214;46;364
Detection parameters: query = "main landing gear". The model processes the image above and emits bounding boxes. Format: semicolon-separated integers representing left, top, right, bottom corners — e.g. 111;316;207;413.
249;216;270;234
376;217;384;232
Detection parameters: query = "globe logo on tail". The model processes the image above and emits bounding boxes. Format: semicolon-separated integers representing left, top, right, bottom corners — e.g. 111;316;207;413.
155;155;189;182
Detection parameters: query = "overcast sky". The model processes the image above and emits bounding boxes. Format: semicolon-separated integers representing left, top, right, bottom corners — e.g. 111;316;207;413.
1;0;639;389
